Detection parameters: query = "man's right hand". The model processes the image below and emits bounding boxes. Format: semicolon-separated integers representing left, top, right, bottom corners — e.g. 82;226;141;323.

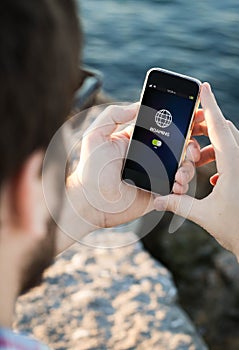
154;82;239;260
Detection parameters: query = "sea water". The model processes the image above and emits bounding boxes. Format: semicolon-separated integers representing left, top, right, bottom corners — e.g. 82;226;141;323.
78;0;239;125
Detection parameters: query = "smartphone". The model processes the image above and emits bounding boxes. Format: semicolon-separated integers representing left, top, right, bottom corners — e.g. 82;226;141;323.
122;68;201;195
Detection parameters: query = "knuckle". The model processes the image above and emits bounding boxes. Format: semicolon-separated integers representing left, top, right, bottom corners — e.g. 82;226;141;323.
176;170;188;185
183;159;194;169
175;171;181;183
105;105;121;115
227;120;233;128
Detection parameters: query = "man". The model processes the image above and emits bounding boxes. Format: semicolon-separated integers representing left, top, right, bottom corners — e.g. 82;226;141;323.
0;0;198;348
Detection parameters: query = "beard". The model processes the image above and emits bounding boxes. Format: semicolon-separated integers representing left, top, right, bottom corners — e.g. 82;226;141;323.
19;217;57;295
19;156;65;295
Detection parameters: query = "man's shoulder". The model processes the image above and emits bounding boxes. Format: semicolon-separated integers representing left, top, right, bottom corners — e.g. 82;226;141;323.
0;327;49;350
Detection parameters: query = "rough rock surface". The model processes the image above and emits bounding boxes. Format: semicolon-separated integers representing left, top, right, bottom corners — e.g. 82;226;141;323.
14;233;207;350
141;164;239;350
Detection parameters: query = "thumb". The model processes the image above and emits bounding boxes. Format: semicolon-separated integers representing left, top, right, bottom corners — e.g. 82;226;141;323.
154;194;202;223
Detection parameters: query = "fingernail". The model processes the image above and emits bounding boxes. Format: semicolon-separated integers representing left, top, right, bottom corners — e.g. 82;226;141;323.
203;82;211;93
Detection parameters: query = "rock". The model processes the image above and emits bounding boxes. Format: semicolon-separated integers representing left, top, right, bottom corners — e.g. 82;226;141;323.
14;232;207;350
214;251;239;292
141;209;239;349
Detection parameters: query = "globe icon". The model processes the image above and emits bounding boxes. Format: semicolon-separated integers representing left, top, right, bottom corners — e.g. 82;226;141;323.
155;109;172;128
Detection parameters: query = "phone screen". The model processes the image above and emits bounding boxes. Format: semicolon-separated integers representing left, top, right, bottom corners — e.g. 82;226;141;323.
122;69;200;195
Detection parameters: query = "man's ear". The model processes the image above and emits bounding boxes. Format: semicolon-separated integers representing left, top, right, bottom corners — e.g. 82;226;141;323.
9;150;47;238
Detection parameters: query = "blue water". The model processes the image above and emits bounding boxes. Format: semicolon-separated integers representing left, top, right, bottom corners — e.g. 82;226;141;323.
78;0;239;125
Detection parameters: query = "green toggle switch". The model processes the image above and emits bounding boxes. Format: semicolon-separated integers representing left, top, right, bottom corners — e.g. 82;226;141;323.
152;139;162;147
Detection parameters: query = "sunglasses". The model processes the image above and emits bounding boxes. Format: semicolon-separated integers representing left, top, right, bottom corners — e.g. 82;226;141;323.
71;66;103;114
65;67;103;174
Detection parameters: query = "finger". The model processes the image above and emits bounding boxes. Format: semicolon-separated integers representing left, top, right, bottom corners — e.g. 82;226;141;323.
210;173;219;186
193;118;239;140
192;109;207;136
186;138;201;163
194;109;205;124
196;144;215;167
172;182;189;195
154;194;202;225
201;83;237;158
192;121;208;136
87;103;139;139
113;124;134;140
175;160;195;186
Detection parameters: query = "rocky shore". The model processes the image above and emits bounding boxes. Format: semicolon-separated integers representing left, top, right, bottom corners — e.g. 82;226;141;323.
15;232;207;350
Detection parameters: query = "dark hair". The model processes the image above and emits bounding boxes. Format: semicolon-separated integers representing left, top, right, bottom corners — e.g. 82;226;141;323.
0;0;81;186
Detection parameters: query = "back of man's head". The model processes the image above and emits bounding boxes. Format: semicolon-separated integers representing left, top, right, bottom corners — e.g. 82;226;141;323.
0;0;81;187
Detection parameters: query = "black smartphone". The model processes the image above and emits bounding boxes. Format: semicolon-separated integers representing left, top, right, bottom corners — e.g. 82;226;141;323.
122;68;201;195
